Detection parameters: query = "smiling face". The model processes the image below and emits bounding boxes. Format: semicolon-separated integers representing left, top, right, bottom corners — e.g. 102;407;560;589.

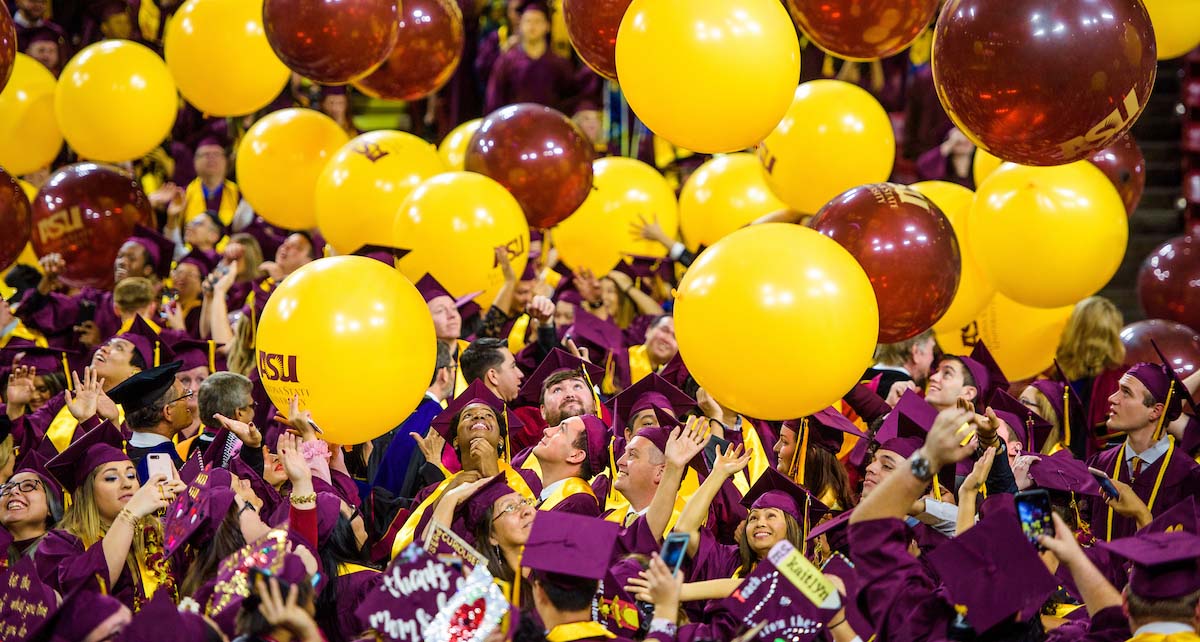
540;375;594;426
745;507;789;557
1106;373;1161;433
613;436;664;503
455;403;501;453
489;491;535;548
274;233;314;276
113;242;151;282
644;317;678;366
532;416;587;467
91;461;139;523
91;337;141;385
862;448;904;498
924;358;975;410
0;472;51;538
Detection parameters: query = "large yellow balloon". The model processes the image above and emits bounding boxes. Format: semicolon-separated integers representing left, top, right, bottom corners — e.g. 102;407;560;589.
1144;0;1200;60
164;0;290;117
972;148;1002;187
678;153;787;252
394;172;530;307
0;54;61;176
911;180;995;332
316;131;445;255
554;157;679;276
54;40;176;163
615;0;799;154
237;109;349;231
969;161;1128;309
759;81;895;213
935;294;1074;381
256;256;436;444
438;118;482;171
674;224;878;420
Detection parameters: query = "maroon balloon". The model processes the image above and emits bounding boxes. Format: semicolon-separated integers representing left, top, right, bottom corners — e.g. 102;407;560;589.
563;0;632;80
0;166;31;271
464;103;595;229
30;164;151;290
932;0;1157;166
0;2;13;93
264;0;400;85
1088;132;1146;217
811;183;960;342
352;0;463;101
1138;234;1200;333
785;0;940;61
1121;319;1200;378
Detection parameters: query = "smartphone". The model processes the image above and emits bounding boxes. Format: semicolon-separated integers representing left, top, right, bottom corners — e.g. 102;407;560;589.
660;532;690;575
702;435;732;471
1092;472;1120;500
146;453;175;482
1015;489;1055;549
78;300;96;324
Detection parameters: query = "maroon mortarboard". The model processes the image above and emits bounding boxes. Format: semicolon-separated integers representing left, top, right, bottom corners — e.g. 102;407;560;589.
353;244;411;265
659;351;690;390
516;0;550;15
164;471;237;558
567;309;628;364
1027;452;1101;497
262;419;289;453
519;260;538;282
1150;339;1197;419
610;372;694;431
741;466;829;532
24;26;63;47
5;346;79;383
195;134;228;151
172;339;224;373
127;224;176;279
229;455;282;516
45;421;128;494
0;558;57;639
514;347;604;406
926;497;1059;633
120;590;215;642
629;408;685;454
522;512;619;582
875;390;937;451
615;254;676;287
455;475;518;544
943;340;1004;405
206;529;312;631
780;408;865;482
414;273;482;322
1031;360;1087;451
178;248;219;280
1100;531;1200;600
550;275;583;307
430;380;521;457
577;415;610;477
1141;496;1200;535
14;449;63;506
115;315;176;368
988;390;1050;452
806;509;853;553
35;584;125;642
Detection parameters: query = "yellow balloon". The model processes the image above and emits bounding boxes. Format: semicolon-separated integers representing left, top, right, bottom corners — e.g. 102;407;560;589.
17;180;37;202
674;224;878;420
316;131;445;255
554;157;679;276
164;0;290;117
759;81;895;213
0;54;62;176
678;153;787;252
911;180;995;332
969;162;1128;309
394;172;530;307
972;148;1002;186
1144;0;1200;60
237;109;350;231
256;256;436;444
934;294;1074;381
439;119;482;171
54;40;176;163
615;0;799;153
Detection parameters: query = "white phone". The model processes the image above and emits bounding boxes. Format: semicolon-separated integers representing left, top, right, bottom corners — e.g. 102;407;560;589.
146;453;175;481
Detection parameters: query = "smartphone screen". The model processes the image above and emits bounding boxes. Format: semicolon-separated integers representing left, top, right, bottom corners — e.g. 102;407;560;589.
1015;489;1055;549
660;533;690;575
146;453;175;481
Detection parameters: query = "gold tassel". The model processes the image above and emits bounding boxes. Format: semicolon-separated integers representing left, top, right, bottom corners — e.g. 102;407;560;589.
1153;382;1175;442
62;353;73;391
207;340;216;373
791;418;810;487
1062;386;1071;448
153;341;160;367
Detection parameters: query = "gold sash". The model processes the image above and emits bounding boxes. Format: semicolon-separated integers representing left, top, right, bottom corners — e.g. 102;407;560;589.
546;621;618;642
1106;438;1175;541
539;477;595;511
48;404;126;454
0;321;48;349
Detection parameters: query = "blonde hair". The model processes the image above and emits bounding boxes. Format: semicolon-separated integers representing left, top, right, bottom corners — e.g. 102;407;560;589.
113;277;156;314
59;466;157;576
1055;297;1125;381
873;330;935;367
226;314;257;376
0;435;14;481
1028;387;1064;456
229;233;264;284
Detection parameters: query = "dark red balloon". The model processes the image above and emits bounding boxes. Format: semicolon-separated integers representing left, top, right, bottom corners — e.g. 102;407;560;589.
785;0;939;61
1088;132;1146;217
264;0;400;85
932;0;1157;166
352;0;463;101
0;167;30;271
30;164;151;290
1138;234;1200;334
811;183;960;342
1121;319;1200;378
0;2;13;93
464;103;595;229
563;0;632;80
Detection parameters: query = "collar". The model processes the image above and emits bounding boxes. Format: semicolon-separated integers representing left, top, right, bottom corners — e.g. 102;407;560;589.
545;621;617;641
540;478;569;502
871;363;911;375
1;319;17;338
1134;623;1197;636
129;432;171;448
1125;435;1172;466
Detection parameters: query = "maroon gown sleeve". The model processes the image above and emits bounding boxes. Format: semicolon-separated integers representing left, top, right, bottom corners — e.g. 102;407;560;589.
546;490;601;517
684;528;740;583
34;530;116;599
843;383;893;426
848;518;951;642
289;504;319;551
11;390;67;454
1043;606;1130;642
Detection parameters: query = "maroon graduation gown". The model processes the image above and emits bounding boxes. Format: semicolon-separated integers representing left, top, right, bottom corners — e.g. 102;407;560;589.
18;288;119;350
34;529;142;610
848;518;952;642
1083;440;1200;541
484;46;579;115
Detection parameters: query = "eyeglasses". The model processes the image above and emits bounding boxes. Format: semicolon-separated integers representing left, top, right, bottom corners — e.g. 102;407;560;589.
165;389;195;405
0;479;43;498
492;498;535;522
238;501;257;516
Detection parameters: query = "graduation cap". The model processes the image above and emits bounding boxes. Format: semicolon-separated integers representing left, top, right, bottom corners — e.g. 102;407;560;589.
1027;452;1101;497
1141;496;1200;535
163;473;238;558
628;407;686;454
114;315;176;369
658;351;691;391
206;529;313;634
575;415;611;478
806;509;854;554
615;254;676;284
522;512;619;585
0;558;57;641
514;347;604;407
195;134;229;151
567;310;628;381
120;590;215;642
1030;361;1086;451
1130;339;1200;440
177;248;219;280
29;582;126;642
874;391;955;494
352;244;412;265
780;407;865;485
741;466;829;533
431;380;522;459
550;273;584;307
925;496;1059;633
988;389;1051;452
1100;531;1200;600
23;25;65;47
947;340;1008;405
172;339;224;373
609;372;695;431
414;273;483;320
45;421;128;494
454;475;519;546
2;346;81;386
128;224;176;279
106;360;183;412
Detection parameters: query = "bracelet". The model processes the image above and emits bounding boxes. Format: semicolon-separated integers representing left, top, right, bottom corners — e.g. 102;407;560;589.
117;508;141;527
648;618;677;636
290;492;317;506
828;616;847;629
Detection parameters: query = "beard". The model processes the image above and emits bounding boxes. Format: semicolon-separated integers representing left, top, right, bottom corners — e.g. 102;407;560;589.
544;400;588;427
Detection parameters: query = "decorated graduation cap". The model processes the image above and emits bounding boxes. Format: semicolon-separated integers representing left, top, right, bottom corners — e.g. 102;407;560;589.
106;360;183;412
432;379;522;460
1100;530;1200;600
988;389;1052;452
172;338;225;373
128;224;177;279
522;511;619;586
164;468;238;557
741;466;830;537
610;372;694;431
206;529;314;634
45;420;129;494
114;314;175;368
121;590;215;642
925;496;1059;633
415;273;482;320
515;347;604;406
177;248;220;280
782;407;866;483
0;558;57;640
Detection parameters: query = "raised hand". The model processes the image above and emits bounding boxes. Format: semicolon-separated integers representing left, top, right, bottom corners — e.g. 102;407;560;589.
277;433;312;486
125;474;176;519
273;395;316;442
923;408;978;470
74;321;102;348
712;443;752;480
254;577;323;642
65;367;104;421
527;294;555;325
665;417;709;469
37;253;64;294
215;413;263;449
960;446;997;496
5;364;37;408
495;246;516;283
410;429;447;465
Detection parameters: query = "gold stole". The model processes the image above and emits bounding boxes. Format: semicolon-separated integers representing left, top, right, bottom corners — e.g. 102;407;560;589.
1106;438;1175;541
0;321;48;349
627;345;654;387
184;179;240;227
602;494;687;535
1126;634;1200;642
736;416;770;494
48;404;126;453
453;339;470;398
337;563;378;577
539;477;595;511
506;314;531;353
546;621;617;642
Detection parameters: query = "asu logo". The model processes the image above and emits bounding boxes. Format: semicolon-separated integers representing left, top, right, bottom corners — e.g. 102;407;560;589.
1058;87;1143;160
960;321;980;348
492;235;527;267
258;352;300;383
36;207;85;243
353;142;391;163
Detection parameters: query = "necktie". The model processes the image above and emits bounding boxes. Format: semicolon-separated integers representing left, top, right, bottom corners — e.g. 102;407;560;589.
1130;456;1144;479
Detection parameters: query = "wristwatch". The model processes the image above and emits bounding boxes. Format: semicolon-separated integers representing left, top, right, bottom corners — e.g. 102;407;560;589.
908;449;935;482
